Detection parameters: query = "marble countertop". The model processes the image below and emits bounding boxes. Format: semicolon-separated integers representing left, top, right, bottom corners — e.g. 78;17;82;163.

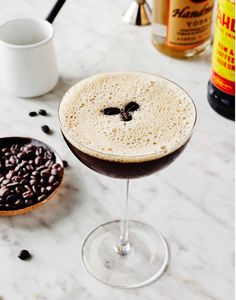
0;0;234;299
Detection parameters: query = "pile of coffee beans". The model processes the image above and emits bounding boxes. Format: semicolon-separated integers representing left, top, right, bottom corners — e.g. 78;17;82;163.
0;143;63;210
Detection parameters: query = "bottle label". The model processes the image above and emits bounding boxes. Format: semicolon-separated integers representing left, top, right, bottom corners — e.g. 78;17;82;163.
166;0;214;49
211;0;235;96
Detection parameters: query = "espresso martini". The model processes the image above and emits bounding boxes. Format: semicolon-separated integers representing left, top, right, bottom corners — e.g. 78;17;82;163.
59;72;196;178
58;72;197;288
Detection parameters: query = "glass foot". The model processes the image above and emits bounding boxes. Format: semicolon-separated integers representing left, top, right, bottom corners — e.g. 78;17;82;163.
82;220;169;288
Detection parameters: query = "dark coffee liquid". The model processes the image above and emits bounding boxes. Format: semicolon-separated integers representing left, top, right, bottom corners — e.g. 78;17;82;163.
63;135;189;179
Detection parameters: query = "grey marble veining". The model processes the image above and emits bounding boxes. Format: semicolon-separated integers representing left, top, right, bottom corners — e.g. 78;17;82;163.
0;0;234;299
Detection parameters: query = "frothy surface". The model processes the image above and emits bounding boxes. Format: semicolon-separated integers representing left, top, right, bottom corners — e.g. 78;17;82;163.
59;72;196;162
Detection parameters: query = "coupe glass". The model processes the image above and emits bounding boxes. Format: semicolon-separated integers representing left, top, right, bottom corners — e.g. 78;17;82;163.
58;74;197;288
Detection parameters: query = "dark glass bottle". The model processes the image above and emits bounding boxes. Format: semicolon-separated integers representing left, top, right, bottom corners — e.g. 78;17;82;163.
207;0;235;121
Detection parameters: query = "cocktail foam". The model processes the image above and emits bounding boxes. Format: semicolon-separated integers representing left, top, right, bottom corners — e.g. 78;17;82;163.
59;72;196;162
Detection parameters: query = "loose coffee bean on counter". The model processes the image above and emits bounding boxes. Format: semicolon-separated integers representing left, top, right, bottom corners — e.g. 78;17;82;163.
62;160;68;168
0;142;63;211
29;112;37;117
18;249;32;261
41;125;51;134
38;109;47;116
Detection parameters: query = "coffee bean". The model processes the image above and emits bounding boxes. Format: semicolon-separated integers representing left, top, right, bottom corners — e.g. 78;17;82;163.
36;166;45;171
38;194;46;202
45;150;55;160
41;125;51;134
25;144;34;150
12;175;21;182
26;150;34;160
26;165;34;171
120;111;132;122
9;156;18;165
48;175;55;184
6;194;19;203
38;109;47;116
53;181;60;188
22;173;30;179
124;101;140;112
17;152;26;160
24;185;32;192
35;156;43;166
7;182;19;188
0;187;9;198
46;186;52;192
32;171;40;178
30;179;36;186
23;193;33;199
51;169;60;176
32;184;40;194
14;199;23;206
41;169;51;178
1;147;9;153
29;111;37;117
15;186;24;195
6;170;14;180
52;163;61;169
40;178;46;185
62;160;68;168
103;107;120;115
22;190;30;196
5;162;14;169
14;165;21;172
35;146;44;156
18;249;32;261
20;179;28;185
45;160;53;168
27;199;33;205
2;179;10;186
19;161;27;168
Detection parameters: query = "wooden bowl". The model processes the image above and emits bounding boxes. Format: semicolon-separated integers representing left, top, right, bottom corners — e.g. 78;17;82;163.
0;137;64;216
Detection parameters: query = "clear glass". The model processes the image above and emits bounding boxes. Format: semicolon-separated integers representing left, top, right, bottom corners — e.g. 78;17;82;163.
58;73;197;288
81;180;170;288
151;0;213;58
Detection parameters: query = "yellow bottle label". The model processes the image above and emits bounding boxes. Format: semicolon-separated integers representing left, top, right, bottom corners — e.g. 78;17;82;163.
211;0;235;95
166;0;214;49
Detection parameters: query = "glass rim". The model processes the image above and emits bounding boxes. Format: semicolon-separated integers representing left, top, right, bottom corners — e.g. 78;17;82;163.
58;71;197;160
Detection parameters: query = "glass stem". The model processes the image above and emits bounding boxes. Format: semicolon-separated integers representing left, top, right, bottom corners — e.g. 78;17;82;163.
117;179;131;256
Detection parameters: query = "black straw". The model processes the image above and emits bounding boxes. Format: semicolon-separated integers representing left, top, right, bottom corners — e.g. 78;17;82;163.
46;0;67;24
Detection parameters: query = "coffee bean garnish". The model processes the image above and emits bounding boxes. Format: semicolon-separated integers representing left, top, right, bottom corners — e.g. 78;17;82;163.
103;107;120;115
120;111;132;122
0;143;63;211
102;102;139;122
18;249;32;261
39;109;47;116
125;102;140;112
29;112;37;117
41;125;51;134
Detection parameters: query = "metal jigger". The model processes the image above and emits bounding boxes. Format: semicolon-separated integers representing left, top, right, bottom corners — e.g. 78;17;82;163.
122;0;152;26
